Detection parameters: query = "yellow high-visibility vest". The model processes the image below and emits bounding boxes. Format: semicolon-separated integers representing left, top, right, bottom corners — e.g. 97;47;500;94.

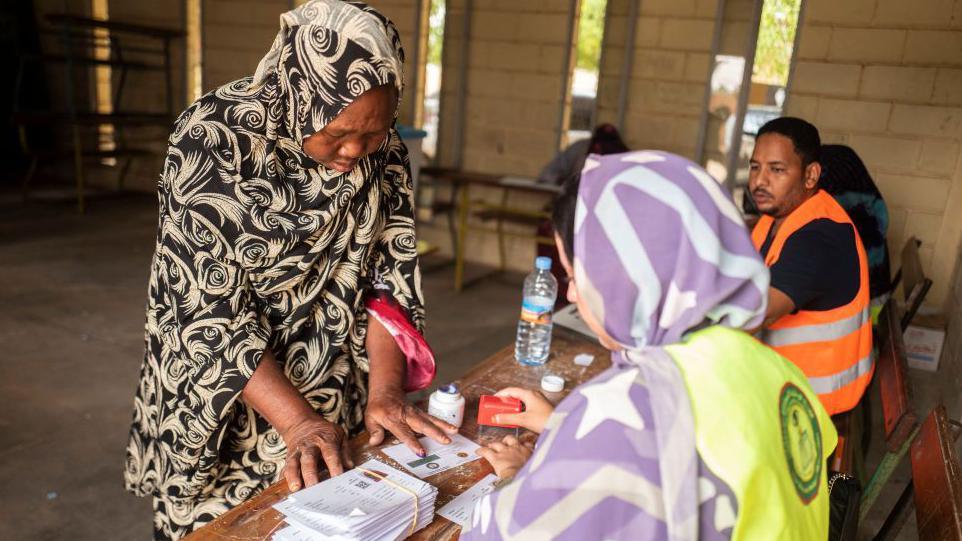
666;326;838;540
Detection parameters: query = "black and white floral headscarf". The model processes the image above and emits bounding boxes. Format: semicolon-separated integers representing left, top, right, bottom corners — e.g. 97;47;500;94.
125;2;423;538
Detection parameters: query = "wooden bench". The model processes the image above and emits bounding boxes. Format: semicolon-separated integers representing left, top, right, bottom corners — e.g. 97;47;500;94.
843;301;919;530
870;404;962;540
911;404;962;539
876;302;918;452
833;301;915;475
891;237;933;332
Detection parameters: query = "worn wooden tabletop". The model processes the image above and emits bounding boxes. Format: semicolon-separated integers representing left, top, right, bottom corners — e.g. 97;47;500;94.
184;329;610;541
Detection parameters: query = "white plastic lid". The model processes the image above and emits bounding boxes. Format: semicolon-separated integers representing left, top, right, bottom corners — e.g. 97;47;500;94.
433;384;462;402
541;374;565;393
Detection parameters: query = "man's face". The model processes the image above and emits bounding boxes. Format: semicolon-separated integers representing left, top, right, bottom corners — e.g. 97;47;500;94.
302;85;396;173
748;133;820;219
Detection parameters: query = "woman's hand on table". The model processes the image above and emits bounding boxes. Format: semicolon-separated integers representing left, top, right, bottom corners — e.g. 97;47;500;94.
492;387;555;434
477;435;535;479
364;387;459;457
280;413;353;492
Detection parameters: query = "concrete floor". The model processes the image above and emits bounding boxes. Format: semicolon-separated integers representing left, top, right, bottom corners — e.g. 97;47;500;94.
0;188;933;540
0;190;522;541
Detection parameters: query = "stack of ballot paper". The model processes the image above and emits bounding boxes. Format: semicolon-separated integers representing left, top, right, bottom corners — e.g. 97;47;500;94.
272;459;438;541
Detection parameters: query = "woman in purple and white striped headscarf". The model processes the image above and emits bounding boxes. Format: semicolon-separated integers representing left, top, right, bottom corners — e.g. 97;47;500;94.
464;151;836;540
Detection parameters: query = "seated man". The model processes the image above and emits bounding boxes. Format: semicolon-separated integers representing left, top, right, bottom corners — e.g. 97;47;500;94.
749;117;872;416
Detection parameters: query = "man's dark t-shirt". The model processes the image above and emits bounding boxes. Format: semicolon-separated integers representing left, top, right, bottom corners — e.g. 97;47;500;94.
760;219;860;311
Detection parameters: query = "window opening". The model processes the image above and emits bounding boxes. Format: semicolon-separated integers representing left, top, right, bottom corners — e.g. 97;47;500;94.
90;0;115;165
563;0;608;147
697;0;803;206
186;0;203;103
420;0;446;160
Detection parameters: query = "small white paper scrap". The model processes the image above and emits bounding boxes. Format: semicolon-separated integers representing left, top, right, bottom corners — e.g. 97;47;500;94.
437;473;499;528
381;433;481;479
574;353;595;366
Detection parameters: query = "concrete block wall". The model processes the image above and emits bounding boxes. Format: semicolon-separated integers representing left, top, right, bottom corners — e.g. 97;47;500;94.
203;0;289;91
416;0;575;274
204;0;420;121
595;0;718;159
434;0;467;169
453;0;574;177
786;0;962;309
367;0;421;126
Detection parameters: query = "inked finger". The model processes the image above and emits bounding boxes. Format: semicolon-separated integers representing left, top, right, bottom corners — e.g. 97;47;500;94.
495;387;536;403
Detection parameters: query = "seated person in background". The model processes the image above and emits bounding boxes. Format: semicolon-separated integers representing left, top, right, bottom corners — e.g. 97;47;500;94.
463;151;837;540
537;123;630;305
748;117;873;417
536;123;628;185
819;144;892;320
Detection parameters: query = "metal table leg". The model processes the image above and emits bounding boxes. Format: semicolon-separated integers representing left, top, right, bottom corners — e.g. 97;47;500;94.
454;182;470;292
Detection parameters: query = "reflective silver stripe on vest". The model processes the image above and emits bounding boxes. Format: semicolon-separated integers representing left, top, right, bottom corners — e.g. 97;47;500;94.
761;307;870;348
807;354;874;395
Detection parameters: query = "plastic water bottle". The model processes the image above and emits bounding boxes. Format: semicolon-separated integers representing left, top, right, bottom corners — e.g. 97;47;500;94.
515;256;558;366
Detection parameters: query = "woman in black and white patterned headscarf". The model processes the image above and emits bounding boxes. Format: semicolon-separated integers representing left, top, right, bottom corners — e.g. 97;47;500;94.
123;2;455;539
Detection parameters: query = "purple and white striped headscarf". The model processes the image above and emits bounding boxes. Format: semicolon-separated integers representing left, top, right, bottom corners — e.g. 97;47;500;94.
574;151;769;349
462;151;771;541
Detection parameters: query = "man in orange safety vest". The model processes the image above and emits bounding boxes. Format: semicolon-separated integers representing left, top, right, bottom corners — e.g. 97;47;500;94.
748;117;872;417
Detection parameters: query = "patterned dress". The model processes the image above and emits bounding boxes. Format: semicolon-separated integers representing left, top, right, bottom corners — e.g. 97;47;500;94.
122;2;420;539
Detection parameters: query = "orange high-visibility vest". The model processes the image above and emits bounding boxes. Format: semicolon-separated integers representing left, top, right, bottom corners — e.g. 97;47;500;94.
751;189;873;416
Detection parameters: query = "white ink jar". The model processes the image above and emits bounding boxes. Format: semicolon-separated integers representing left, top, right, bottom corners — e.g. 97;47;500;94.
428;383;466;428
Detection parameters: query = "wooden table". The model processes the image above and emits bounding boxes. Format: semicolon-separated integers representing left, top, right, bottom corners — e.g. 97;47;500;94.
184;329;610;541
419;167;561;292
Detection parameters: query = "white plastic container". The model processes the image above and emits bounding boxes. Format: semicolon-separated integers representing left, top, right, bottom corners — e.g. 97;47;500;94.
427;383;466;428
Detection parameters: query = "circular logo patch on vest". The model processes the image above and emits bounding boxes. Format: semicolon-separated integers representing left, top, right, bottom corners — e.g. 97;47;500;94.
779;382;822;503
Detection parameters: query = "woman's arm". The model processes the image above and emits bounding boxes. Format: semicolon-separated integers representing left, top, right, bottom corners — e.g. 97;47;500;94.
364;316;458;455
242;348;351;491
242;348;315;436
242;317;458;490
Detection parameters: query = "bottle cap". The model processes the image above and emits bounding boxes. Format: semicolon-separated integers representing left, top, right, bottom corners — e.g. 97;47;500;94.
540;374;565;393
535;256;552;271
439;383;460;396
